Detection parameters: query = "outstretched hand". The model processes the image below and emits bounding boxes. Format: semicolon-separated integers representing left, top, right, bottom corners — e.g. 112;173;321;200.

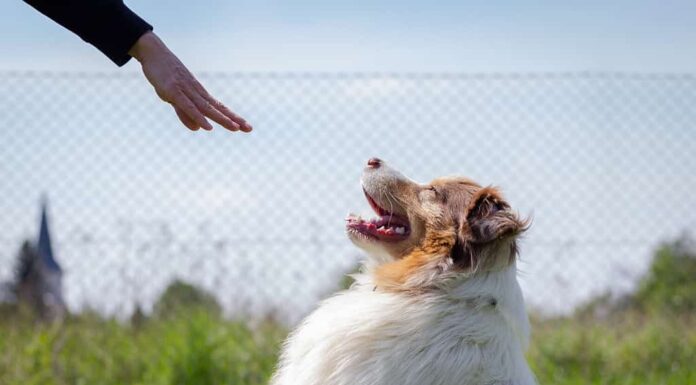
128;32;252;132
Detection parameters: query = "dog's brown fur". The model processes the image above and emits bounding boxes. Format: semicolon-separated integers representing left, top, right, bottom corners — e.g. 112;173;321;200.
373;178;528;292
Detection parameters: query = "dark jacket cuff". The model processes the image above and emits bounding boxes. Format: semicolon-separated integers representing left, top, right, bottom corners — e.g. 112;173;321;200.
83;2;153;66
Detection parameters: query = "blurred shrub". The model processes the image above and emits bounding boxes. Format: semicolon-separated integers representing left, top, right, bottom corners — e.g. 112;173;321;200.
153;280;222;319
338;265;361;291
536;233;696;384
575;233;696;319
529;311;696;385
634;234;696;313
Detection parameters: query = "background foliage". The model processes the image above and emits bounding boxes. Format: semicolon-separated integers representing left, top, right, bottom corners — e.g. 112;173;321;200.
2;235;695;384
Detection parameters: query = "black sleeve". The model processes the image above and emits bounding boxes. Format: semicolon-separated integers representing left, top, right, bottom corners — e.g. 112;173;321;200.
24;0;153;67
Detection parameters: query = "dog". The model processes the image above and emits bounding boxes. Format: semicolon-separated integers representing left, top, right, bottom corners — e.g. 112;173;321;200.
271;158;536;385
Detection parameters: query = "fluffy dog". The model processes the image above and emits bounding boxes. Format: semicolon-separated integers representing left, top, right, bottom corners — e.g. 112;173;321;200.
271;158;536;385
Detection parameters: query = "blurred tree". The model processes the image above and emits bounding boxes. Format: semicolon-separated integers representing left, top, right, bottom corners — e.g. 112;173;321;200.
130;303;147;328
153;279;222;319
634;233;696;313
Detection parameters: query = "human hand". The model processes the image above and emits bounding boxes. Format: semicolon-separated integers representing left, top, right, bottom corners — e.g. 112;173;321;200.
128;32;252;132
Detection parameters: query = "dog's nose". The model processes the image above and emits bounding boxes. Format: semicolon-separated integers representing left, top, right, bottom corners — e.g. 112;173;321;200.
367;158;382;169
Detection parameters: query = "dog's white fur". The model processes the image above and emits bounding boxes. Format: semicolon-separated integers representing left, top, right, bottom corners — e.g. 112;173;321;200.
271;161;536;385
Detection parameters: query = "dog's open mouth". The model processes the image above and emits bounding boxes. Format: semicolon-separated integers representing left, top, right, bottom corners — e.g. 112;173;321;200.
346;190;411;242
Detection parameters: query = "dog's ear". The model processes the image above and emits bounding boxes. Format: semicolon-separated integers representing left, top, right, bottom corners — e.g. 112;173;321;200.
450;186;528;271
464;187;526;244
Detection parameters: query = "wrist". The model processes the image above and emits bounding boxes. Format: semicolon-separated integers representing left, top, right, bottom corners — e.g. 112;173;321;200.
128;32;167;63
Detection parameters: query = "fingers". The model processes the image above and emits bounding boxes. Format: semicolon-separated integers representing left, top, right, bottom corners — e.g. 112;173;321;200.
170;91;213;131
174;105;200;131
168;79;253;133
191;80;253;132
207;96;253;132
184;87;241;132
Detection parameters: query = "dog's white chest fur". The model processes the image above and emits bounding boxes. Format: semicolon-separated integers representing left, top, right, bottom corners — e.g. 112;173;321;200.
271;264;536;385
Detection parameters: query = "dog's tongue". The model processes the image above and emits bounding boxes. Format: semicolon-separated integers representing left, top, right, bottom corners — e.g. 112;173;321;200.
346;213;409;239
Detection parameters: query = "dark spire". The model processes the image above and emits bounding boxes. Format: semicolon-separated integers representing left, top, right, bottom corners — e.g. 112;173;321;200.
38;197;61;273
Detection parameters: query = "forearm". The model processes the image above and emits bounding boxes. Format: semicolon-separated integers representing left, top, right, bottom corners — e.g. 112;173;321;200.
24;0;152;66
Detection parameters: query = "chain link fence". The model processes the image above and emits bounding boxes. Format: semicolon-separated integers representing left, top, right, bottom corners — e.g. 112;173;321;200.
1;72;695;325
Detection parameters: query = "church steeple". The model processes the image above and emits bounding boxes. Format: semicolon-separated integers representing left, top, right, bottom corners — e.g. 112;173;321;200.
38;197;61;273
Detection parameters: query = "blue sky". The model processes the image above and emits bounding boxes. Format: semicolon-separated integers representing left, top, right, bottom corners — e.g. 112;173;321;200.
1;0;695;72
2;72;695;319
1;1;695;320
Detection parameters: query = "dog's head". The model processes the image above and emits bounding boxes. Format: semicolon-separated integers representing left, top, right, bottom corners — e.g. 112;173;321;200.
346;158;528;291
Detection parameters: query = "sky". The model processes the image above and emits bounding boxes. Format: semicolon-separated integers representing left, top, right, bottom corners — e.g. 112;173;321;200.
0;1;695;322
1;72;695;321
1;0;695;72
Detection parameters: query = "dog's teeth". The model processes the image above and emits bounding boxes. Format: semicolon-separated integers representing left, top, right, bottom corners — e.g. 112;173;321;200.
377;226;386;231
395;227;405;234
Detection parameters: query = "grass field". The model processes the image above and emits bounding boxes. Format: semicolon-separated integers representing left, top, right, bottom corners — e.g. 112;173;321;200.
528;311;696;385
0;310;284;385
1;308;694;385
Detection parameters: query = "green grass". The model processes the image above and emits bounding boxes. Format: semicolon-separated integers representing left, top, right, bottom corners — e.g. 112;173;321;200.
0;309;285;385
529;311;696;385
1;308;694;385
